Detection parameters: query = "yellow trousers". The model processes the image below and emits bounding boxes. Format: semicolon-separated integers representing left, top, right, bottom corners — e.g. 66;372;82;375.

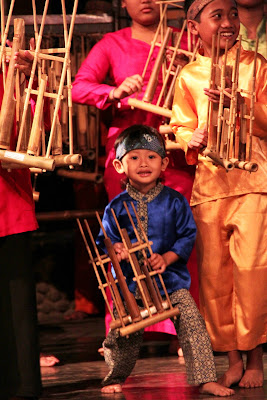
192;193;267;352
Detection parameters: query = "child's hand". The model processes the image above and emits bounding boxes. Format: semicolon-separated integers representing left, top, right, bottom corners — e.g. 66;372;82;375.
188;127;208;150
113;242;129;262
147;253;167;274
6;37;35;78
166;49;188;71
204;77;244;110
111;74;143;100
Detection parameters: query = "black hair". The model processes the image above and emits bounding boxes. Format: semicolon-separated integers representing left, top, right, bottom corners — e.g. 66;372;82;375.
114;124;166;153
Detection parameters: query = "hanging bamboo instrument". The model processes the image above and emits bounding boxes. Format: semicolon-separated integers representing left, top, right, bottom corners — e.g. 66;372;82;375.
128;1;200;151
77;203;179;337
0;0;81;172
203;34;258;172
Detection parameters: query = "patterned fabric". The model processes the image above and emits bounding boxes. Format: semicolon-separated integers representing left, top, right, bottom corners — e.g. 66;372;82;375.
115;129;166;161
126;182;164;241
187;0;215;20
102;289;217;387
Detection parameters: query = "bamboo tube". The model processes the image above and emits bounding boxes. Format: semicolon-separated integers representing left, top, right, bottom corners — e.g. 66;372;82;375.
140;3;168;83
216;40;229;155
0;0;15;68
104;238;142;323
206;34;217;150
121;228;154;310
0;21;24;149
220;108;229;159
27;74;48;155
110;299;171;330
119;307;179;337
162;64;181;110
107;271;127;320
229;159;258;172
143;27;172;103
53;153;82;167
47;61;63;156
111;208;153;313
248;37;258;161
56;169;103;183
128;98;172;118
59;0;74;157
16;0;50;152
238;102;247;161
125;201;174;313
202;148;234;171
76;219;115;320
45;0;79;158
76;103;88;152
0;149;55;170
156;20;186;107
95;211;142;323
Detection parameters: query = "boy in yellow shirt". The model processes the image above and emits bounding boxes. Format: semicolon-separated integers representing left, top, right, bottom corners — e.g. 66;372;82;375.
170;0;267;390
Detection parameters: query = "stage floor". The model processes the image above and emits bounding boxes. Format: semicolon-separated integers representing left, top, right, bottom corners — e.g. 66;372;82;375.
39;317;267;399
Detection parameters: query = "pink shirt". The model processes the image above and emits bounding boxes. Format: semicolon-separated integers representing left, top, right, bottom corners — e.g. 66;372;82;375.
72;27;195;202
0;74;38;237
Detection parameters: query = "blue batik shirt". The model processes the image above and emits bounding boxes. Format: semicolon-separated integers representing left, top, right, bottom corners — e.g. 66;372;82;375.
96;182;196;296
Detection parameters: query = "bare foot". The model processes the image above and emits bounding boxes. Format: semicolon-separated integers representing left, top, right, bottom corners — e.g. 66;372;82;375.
199;382;235;396
218;350;244;387
98;347;104;357
239;346;264;388
178;347;184;357
101;384;122;393
40;354;60;367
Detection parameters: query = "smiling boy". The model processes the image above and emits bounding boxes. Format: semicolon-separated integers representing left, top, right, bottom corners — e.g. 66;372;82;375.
170;0;267;390
96;124;234;396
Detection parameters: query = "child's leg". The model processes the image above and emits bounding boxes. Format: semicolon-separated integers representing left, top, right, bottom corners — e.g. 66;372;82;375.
239;345;264;388
171;289;234;396
101;327;143;392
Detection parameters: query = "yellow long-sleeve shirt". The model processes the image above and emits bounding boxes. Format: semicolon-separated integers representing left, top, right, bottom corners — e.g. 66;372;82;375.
170;43;267;206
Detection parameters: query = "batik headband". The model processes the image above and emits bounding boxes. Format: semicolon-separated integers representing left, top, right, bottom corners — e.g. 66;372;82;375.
115;133;166;161
187;0;214;20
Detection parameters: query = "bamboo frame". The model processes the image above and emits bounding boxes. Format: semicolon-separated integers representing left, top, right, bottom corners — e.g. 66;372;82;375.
0;0;81;173
204;34;259;172
77;203;180;337
127;1;200;151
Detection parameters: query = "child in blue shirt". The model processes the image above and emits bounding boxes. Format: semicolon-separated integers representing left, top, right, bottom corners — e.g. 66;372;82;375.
97;124;234;397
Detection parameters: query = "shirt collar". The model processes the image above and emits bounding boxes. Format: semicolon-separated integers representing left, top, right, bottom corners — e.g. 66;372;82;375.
126;182;164;203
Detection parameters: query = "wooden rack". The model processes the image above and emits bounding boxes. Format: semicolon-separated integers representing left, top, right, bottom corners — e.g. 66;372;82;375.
127;0;199;149
0;0;82;174
77;201;179;337
203;34;258;172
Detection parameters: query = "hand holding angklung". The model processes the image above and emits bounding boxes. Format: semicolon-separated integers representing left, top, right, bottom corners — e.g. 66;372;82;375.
113;74;143;100
188;127;208;150
147;253;167;274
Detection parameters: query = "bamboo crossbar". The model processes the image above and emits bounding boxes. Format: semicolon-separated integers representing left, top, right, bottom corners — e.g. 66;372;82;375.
0;149;55;170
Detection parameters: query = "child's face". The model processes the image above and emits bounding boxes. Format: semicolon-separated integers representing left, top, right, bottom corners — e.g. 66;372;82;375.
121;0;160;28
189;0;240;57
113;148;169;194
